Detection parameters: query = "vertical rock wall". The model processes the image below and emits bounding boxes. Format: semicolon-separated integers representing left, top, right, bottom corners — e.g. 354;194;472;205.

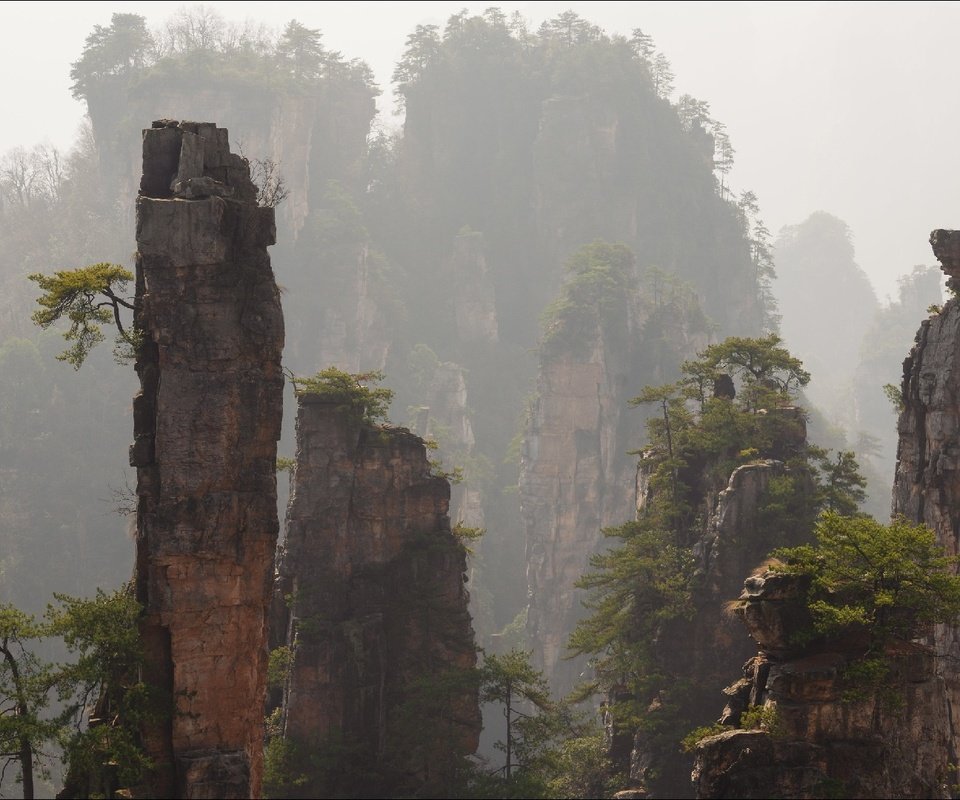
271;396;480;797
621;459;810;797
521;325;639;693
891;228;960;788
131;120;284;798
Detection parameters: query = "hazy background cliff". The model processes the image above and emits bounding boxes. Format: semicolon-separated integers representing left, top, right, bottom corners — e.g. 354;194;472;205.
0;4;950;794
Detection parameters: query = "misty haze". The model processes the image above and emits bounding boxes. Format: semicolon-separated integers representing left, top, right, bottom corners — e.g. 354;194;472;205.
0;3;958;799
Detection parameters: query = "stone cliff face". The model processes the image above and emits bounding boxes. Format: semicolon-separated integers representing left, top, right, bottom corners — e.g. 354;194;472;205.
520;261;713;696
692;570;951;799
131;120;284;798
443;230;499;346
271;396;480;797
521;323;640;694
620;459;809;797
891;228;960;790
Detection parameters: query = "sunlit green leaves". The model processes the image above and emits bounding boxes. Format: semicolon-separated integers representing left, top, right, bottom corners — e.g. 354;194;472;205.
28;262;134;368
775;512;960;647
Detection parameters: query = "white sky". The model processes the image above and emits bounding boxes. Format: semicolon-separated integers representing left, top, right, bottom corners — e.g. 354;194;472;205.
2;0;958;301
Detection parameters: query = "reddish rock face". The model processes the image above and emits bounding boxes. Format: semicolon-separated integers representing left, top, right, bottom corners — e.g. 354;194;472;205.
132;120;284;798
271;396;480;797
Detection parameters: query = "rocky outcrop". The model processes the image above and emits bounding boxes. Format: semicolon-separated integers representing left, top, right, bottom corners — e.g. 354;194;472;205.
89;81;376;240
621;459;811;797
891;228;960;790
131;120;284;798
693;570;951;799
271;396;480;797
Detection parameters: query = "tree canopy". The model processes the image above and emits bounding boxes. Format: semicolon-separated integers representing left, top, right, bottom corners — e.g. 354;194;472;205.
774;513;960;650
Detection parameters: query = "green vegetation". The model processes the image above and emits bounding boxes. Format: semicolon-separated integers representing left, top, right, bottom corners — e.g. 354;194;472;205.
0;588;152;798
471;649;617;799
0;6;877;797
540;242;636;356
289;367;394;424
773;513;960;650
28;263;135;368
568;336;864;794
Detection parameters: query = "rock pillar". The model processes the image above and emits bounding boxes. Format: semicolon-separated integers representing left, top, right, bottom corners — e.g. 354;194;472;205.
131;120;284;798
271;396;480;797
891;228;960;789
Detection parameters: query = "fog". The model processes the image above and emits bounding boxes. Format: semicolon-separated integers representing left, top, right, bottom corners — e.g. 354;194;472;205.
4;1;958;299
1;3;956;795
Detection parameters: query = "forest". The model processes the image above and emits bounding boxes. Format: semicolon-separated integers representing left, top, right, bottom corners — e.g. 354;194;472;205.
0;6;955;800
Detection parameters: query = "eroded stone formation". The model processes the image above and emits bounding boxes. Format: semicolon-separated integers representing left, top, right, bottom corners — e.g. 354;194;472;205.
131;120;284;798
891;228;960;791
615;457;810;797
520;327;640;694
691;230;960;799
692;570;950;799
270;396;480;797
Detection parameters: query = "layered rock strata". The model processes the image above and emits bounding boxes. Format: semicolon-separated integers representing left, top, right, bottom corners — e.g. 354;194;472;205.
131;120;284;798
520;324;639;693
693;570;951;799
271;396;480;797
891;228;960;790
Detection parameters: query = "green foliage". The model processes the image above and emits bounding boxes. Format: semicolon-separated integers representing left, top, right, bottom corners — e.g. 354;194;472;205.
540;242;636;356
628;335;814;531
543;730;622;799
70;13;152;100
28;263;135;368
811;448;867;516
883;382;904;413
452;523;485;555
569;519;695;686
0;588;151;796
290;367;393;424
695;333;811;401
738;704;784;735
276;456;296;473
429;459;465;484
838;657;899;706
681;705;783;753
681;723;728;752
476;650;612;798
267;646;294;690
277;20;325;82
774;512;960;650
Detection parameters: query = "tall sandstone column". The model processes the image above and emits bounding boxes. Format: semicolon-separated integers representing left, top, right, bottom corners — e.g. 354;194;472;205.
892;228;960;786
131;120;284;798
271;395;480;797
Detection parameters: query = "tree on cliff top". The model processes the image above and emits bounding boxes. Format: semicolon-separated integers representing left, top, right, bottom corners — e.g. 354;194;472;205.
70;13;152;100
289;367;394;424
276;20;325;82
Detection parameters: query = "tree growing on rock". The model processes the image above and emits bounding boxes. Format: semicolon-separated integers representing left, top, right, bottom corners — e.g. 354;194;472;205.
28;263;135;368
